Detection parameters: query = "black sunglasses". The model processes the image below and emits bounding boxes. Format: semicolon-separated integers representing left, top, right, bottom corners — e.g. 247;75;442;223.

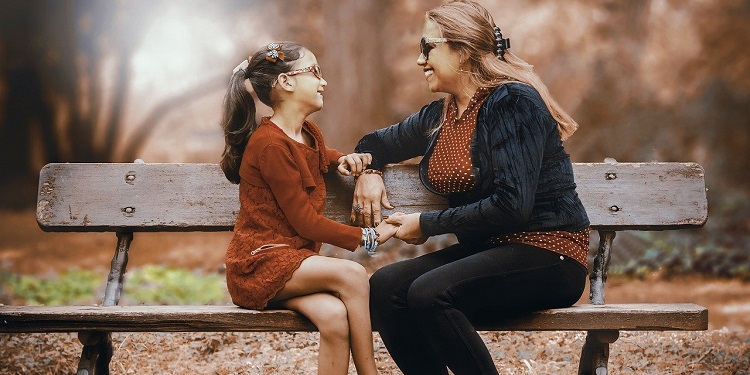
420;37;449;60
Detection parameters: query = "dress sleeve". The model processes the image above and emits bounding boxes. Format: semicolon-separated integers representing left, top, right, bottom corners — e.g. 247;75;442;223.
325;147;344;166
419;92;553;237
259;144;361;251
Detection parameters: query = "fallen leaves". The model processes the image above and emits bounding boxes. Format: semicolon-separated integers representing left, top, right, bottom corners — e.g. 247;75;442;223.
2;329;748;374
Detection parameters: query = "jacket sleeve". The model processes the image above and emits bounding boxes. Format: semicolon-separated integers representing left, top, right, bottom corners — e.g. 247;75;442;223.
354;99;444;169
419;90;554;237
259;143;361;251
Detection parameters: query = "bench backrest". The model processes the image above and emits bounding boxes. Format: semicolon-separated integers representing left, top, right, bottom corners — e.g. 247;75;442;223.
36;162;707;233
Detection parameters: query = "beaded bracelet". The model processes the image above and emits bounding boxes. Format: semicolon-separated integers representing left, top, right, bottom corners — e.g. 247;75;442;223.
355;169;383;180
361;227;380;257
361;169;383;176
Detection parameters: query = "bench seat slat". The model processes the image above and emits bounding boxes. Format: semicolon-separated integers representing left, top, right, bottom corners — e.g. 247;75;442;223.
0;303;707;333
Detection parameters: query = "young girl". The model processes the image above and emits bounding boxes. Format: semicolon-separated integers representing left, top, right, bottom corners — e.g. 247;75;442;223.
220;42;395;375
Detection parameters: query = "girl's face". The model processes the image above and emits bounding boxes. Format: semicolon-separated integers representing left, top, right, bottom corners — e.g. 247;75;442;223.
284;50;327;113
417;20;463;95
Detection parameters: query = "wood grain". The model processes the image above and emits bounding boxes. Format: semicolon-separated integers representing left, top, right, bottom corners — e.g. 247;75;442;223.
0;303;707;333
36;162;708;232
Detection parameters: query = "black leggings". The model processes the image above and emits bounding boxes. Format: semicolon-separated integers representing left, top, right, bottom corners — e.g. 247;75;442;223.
369;242;587;375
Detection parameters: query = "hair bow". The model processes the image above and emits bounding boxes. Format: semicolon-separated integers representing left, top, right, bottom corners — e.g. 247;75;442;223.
265;43;285;63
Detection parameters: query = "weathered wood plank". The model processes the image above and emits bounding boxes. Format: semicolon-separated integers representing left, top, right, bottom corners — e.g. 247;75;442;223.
0;303;707;333
36;162;707;232
36;163;238;232
572;162;708;230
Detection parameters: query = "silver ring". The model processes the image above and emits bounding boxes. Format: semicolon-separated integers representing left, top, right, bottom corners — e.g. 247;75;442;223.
354;203;362;214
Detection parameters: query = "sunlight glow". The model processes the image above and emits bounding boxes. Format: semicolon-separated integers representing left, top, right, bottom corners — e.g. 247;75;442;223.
131;3;233;95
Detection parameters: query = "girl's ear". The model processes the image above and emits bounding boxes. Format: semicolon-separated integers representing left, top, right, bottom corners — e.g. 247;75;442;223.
276;74;295;92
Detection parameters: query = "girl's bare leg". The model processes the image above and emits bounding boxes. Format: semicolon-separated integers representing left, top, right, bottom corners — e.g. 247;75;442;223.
272;255;379;375
280;293;350;374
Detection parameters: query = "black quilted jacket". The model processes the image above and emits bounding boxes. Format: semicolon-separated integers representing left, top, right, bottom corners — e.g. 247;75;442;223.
355;83;589;247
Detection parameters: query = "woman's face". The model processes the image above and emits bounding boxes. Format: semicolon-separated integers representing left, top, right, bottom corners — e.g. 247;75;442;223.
417;20;463;95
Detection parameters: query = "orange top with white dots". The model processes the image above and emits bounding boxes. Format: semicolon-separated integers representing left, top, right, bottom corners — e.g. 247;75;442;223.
488;228;590;268
427;87;489;194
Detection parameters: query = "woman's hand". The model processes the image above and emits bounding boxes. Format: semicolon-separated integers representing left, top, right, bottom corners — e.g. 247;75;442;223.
352;173;394;226
337;153;372;176
386;212;428;245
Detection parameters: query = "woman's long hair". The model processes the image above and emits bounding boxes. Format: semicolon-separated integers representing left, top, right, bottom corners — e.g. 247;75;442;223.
220;42;305;183
427;1;579;140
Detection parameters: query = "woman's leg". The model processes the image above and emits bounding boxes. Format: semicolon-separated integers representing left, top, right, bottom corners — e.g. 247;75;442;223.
369;244;474;375
272;255;378;375
406;244;587;375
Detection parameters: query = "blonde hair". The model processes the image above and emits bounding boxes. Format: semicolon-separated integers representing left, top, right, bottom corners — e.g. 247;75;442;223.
427;1;578;139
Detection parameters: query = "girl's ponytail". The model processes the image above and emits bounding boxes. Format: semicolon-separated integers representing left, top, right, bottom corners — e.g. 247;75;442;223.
220;67;257;184
219;42;305;184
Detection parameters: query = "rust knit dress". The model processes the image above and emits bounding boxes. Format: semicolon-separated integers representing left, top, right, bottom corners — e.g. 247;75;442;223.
225;117;361;309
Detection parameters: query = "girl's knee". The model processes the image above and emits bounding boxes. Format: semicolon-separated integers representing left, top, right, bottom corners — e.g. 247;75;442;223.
337;260;369;293
315;299;350;340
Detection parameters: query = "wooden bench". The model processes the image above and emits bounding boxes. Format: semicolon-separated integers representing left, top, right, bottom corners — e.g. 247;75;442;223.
1;160;709;375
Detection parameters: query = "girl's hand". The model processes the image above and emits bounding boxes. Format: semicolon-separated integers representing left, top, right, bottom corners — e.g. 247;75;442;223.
337;153;372;176
375;220;399;244
352;173;393;226
386;212;428;245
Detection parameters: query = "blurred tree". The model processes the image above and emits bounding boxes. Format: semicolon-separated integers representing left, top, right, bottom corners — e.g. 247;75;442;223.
565;0;750;194
1;0;748;210
0;0;251;181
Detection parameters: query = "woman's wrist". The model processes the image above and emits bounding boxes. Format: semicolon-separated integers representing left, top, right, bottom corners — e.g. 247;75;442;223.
355;168;383;179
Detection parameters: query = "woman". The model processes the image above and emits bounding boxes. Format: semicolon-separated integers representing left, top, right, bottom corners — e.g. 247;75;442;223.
220;42;396;375
352;2;590;374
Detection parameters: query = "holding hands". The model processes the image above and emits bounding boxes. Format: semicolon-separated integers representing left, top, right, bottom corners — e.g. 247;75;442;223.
374;220;399;245
348;163;430;250
386;212;428;245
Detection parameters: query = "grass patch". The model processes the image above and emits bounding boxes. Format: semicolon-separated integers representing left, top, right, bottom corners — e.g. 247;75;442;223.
1;265;230;305
1;269;100;305
123;265;229;305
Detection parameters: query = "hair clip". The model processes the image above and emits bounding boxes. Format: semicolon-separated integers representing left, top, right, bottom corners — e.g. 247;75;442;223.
232;59;249;75
493;26;511;59
265;43;285;63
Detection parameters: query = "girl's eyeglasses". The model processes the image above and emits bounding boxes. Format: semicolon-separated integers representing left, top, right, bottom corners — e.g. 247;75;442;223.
286;64;323;80
420;37;449;60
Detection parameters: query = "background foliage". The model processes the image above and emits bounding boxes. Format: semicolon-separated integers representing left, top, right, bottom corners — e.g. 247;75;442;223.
1;0;748;285
1;265;229;305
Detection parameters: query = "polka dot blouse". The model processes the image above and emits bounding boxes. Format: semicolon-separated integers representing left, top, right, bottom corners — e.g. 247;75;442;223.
489;228;591;268
427;87;490;194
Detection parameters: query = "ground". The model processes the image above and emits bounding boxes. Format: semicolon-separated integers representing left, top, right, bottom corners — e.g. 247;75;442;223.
1;209;749;374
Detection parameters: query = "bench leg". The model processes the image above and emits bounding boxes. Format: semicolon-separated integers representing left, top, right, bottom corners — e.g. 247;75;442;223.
578;330;619;375
589;230;616;305
76;232;131;374
102;231;133;306
77;331;112;375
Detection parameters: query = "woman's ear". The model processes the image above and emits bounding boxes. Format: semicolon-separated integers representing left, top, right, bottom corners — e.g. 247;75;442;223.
459;50;469;66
